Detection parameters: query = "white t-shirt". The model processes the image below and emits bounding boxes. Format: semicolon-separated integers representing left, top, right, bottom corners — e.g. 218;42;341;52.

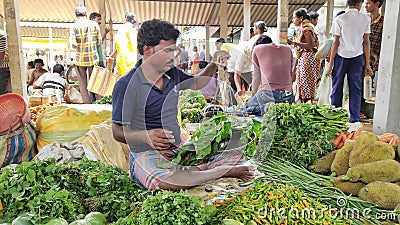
234;35;260;73
34;72;68;98
330;8;371;58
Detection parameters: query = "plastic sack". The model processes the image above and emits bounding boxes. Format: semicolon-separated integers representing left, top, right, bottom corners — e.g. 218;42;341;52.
35;105;112;150
316;39;333;59
65;86;83;104
0;122;38;168
317;73;332;105
79;121;130;171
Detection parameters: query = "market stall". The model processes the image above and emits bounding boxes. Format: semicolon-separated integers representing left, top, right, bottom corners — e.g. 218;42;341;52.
0;91;400;225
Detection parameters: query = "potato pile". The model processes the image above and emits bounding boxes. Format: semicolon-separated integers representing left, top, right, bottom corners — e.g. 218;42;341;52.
315;132;400;210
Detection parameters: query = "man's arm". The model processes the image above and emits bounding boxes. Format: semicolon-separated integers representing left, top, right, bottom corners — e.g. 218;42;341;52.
363;33;373;76
251;51;261;94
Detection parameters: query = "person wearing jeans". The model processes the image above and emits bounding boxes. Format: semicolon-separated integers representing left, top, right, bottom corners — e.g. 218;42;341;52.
325;0;373;124
245;35;295;116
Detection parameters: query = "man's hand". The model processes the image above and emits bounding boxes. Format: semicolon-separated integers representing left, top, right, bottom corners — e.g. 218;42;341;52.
365;65;373;76
324;63;333;78
104;25;111;35
147;129;175;150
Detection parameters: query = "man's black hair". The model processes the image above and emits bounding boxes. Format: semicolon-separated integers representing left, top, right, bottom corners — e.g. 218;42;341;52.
137;19;180;55
216;38;226;44
308;11;319;20
27;61;34;68
347;0;363;6
371;0;384;8
254;35;273;48
89;12;101;20
33;58;44;66
53;64;64;74
294;8;309;21
254;21;267;33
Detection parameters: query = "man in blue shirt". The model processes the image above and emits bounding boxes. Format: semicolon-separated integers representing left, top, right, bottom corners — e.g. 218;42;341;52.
112;19;254;190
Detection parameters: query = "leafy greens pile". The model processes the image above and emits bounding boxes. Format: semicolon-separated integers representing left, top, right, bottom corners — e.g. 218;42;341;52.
158;113;261;168
179;90;207;123
138;191;209;225
256;103;348;168
0;158;149;224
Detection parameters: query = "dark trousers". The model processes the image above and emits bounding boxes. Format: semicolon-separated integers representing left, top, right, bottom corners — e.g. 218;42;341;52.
330;54;364;123
0;68;11;95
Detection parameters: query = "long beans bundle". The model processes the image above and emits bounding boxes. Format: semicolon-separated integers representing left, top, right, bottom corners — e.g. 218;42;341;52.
256;158;399;224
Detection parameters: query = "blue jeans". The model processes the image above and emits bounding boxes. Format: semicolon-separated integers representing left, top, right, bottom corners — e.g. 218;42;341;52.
246;90;295;116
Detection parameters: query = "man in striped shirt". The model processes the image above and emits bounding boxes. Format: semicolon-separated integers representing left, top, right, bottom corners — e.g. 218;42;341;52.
0;29;10;95
72;6;102;103
33;64;69;101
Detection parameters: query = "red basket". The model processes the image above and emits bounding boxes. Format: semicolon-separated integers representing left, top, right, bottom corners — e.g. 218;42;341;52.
0;93;31;134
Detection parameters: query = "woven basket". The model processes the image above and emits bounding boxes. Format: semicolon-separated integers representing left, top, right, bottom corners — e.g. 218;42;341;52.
0;93;31;135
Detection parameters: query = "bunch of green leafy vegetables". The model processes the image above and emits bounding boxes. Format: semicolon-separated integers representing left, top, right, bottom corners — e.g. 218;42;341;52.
179;90;207;123
93;95;112;104
139;191;209;225
255;103;348;168
158;113;261;169
0;158;149;224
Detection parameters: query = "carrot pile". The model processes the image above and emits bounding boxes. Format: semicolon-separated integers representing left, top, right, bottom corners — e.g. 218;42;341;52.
378;133;399;145
333;127;399;149
333;127;362;149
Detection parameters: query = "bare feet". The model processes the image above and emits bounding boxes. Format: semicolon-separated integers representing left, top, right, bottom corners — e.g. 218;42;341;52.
224;165;255;181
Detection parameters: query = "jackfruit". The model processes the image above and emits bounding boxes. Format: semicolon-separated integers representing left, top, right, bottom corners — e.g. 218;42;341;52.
358;181;400;210
315;150;338;174
331;175;366;196
349;132;379;167
345;159;400;183
331;142;354;176
354;141;395;165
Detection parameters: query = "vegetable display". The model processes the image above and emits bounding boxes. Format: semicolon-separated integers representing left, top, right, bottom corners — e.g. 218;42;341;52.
93;96;112;104
257;103;348;168
256;158;396;224
139;191;209;225
179;90;207;123
0;158;148;224
157;113;261;168
211;182;348;224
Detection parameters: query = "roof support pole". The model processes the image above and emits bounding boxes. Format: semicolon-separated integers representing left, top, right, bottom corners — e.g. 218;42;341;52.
243;0;250;41
99;0;106;56
325;0;334;38
49;27;53;71
373;0;400;135
277;0;289;44
205;22;210;61
4;0;26;97
78;0;85;6
219;0;228;39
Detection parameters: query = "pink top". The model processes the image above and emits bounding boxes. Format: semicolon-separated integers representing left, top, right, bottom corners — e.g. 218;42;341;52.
252;43;293;92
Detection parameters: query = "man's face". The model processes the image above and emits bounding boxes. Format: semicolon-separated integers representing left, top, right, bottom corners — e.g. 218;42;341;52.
149;40;179;73
215;42;222;50
365;0;379;13
34;63;43;70
93;16;102;25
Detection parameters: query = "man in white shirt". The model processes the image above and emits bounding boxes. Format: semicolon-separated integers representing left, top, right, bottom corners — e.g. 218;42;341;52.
325;0;373;125
34;64;69;101
234;21;266;92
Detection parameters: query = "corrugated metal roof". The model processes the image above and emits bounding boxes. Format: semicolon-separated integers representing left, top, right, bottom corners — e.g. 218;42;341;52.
2;0;327;38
